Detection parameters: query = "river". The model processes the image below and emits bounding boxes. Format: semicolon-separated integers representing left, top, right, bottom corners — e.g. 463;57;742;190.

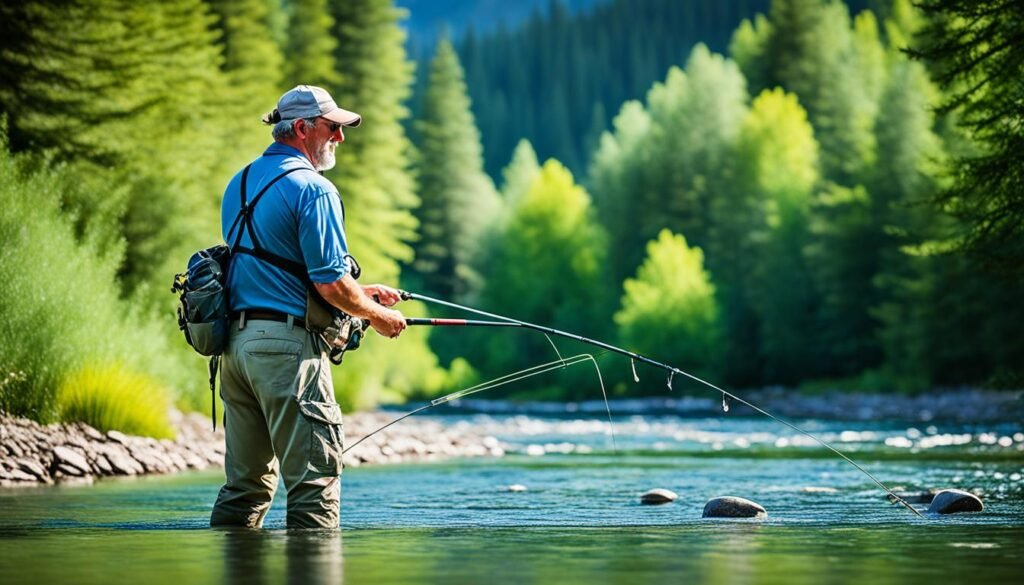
1;414;1021;584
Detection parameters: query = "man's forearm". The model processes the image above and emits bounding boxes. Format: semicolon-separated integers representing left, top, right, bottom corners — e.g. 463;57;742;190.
313;275;389;322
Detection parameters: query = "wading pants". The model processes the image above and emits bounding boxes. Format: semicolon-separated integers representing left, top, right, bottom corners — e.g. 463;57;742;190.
210;318;343;529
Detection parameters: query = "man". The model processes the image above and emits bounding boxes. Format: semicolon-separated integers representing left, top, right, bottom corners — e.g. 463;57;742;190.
211;85;407;529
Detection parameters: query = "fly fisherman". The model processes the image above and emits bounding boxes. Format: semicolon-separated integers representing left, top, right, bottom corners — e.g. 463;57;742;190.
210;85;407;529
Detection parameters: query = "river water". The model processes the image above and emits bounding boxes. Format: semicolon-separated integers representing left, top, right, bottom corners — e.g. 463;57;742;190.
1;414;1022;584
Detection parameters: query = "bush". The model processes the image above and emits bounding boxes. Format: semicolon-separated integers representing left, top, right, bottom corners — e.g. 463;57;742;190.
57;364;174;439
0;130;202;431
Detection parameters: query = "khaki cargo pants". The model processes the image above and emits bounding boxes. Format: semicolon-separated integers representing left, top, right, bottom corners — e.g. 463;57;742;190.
210;318;344;529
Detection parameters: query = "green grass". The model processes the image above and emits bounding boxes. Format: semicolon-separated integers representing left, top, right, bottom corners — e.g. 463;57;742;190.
58;364;174;439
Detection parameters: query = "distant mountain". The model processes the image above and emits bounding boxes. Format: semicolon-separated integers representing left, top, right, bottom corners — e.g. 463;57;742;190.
395;0;606;54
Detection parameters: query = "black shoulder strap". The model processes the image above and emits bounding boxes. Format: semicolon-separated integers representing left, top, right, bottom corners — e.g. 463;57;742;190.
227;160;359;312
226;164;310;251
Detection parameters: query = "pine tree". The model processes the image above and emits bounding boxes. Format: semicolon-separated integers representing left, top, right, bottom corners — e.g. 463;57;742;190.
0;0;230;298
868;51;945;389
738;89;820;384
284;0;340;87
907;0;1024;272
763;0;883;185
326;0;418;284
500;139;541;208
410;38;501;300
207;0;286;168
589;45;748;284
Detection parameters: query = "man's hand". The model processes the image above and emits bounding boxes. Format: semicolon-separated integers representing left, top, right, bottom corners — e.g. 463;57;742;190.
371;307;407;338
362;284;403;307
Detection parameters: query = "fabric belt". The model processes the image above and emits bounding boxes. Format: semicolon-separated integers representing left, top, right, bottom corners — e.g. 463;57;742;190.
232;309;305;329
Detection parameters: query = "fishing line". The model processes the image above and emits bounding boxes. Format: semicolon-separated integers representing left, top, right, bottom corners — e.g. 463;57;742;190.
344;352;618;456
401;291;925;518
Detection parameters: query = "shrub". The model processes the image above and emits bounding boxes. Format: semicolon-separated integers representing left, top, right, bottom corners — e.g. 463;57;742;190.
57;364;174;439
0;128;203;431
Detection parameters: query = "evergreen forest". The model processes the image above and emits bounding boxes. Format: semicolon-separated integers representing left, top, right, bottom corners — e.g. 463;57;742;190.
1;0;1021;438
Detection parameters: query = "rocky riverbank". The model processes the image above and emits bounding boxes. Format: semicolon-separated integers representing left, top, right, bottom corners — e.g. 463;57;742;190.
0;410;504;488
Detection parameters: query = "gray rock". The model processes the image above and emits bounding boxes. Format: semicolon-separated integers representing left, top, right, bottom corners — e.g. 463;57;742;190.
106;430;128;444
52;446;91;474
887;489;937;505
16;458;48;480
928;489;984;515
702;496;767;519
90;454;113;475
55;462;84;477
103;447;143;475
640;488;678;505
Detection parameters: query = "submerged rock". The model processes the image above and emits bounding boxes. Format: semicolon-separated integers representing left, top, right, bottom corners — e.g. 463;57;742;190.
640;488;678;505
702;496;767;519
887;489;938;505
928;489;984;515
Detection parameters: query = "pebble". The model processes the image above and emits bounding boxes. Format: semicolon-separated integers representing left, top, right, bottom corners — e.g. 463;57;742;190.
928;489;984;515
702;496;767;519
640;488;678;505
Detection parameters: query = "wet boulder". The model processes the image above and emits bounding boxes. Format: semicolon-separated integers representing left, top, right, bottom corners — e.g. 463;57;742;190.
928;489;983;515
640;488;678;505
702;496;767;519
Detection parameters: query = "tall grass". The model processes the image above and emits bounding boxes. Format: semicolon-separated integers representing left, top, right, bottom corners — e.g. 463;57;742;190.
0;128;203;434
58;364;174;439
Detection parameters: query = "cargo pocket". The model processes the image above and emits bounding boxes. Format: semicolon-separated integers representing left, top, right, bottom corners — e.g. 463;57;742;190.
299;399;344;475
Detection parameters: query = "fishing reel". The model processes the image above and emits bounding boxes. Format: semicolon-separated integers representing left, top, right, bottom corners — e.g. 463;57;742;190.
327;316;370;365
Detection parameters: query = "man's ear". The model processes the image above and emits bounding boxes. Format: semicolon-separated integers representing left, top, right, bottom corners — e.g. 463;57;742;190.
294;119;308;139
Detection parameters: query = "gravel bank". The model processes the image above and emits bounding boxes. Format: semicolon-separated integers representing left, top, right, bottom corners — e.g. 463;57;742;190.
0;410;503;488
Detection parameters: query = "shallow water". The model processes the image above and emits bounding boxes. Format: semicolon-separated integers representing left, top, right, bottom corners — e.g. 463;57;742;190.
1;415;1022;584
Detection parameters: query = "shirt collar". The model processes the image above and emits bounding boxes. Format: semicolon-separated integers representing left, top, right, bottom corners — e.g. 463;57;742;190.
262;142;312;165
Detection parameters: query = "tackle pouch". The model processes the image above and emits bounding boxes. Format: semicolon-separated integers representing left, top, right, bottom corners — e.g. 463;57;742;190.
172;245;232;356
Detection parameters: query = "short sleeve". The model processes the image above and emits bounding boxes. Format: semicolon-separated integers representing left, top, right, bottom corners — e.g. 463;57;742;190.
298;186;350;284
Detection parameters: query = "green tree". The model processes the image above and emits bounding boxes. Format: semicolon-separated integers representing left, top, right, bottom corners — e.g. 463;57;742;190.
284;0;340;87
590;45;748;284
615;229;721;386
868;54;944;389
324;0;445;407
475;160;609;395
907;0;1024;272
207;0;286;185
762;0;883;185
326;0;418;284
804;184;880;378
500;139;541;208
0;0;230;300
409;37;501;300
729;14;773;94
730;88;820;384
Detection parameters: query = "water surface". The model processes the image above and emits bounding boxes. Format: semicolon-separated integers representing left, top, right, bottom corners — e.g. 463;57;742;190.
1;415;1021;584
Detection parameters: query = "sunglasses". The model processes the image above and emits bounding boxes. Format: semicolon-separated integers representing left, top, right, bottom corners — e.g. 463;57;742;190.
321;119;342;134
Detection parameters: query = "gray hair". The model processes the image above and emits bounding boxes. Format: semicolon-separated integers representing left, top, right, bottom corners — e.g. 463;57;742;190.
271;117;319;141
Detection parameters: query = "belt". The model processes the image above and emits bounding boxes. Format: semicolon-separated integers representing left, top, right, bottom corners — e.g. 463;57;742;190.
232;309;305;329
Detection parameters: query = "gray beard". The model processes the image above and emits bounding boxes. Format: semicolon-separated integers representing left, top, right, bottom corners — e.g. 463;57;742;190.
315;141;336;171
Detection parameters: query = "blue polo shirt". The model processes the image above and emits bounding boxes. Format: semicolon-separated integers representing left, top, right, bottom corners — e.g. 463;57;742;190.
221;143;350;318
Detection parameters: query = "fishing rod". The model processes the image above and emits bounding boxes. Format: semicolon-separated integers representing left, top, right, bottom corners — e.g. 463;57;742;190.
399;290;925;518
343;352;615;456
